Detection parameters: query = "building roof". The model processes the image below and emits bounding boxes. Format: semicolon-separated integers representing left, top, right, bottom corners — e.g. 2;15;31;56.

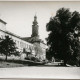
22;37;40;42
0;29;22;40
6;30;22;39
0;19;7;24
22;36;46;45
0;29;33;45
22;37;31;41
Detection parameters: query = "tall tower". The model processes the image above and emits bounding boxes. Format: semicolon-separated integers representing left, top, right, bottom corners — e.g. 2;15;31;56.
31;15;39;38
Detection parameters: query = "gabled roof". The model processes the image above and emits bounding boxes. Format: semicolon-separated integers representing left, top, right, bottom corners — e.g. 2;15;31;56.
6;30;22;39
22;37;31;41
22;36;46;44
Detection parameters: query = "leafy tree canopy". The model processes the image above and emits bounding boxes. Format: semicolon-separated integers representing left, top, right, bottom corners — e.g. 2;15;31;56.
0;36;18;60
46;8;80;66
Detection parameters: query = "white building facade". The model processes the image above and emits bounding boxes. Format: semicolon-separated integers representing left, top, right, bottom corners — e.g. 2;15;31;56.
0;16;46;60
0;19;35;59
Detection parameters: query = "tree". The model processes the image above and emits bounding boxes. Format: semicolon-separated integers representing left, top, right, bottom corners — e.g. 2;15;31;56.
34;43;44;61
46;8;80;66
0;36;17;61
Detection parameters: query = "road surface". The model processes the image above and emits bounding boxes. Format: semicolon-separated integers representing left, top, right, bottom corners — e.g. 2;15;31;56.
0;66;80;79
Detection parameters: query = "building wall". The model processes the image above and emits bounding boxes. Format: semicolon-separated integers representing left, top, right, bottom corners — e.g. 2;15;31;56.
0;18;46;61
6;33;35;54
0;30;5;39
40;42;46;60
0;19;36;59
0;30;35;53
0;22;6;31
33;42;46;60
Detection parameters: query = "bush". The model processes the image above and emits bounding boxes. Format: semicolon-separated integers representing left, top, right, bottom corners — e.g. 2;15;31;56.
35;58;40;62
25;56;41;62
30;57;36;61
55;58;61;62
42;60;47;64
25;57;30;60
67;60;76;66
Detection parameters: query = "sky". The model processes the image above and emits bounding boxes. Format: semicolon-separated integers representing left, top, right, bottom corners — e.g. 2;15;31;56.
0;1;80;43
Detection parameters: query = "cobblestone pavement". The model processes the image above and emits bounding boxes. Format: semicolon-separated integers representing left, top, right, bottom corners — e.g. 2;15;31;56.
0;67;80;79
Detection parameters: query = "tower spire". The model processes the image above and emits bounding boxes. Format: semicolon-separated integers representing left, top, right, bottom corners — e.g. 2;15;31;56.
31;15;39;38
33;14;38;25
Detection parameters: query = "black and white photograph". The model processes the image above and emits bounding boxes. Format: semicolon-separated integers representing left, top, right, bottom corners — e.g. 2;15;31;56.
0;1;80;79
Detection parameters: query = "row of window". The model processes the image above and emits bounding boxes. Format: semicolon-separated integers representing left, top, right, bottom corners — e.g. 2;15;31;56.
0;35;35;51
14;39;34;50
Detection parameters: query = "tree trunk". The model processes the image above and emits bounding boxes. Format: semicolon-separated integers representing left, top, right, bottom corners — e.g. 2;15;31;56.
76;60;80;67
5;54;7;61
64;59;67;66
